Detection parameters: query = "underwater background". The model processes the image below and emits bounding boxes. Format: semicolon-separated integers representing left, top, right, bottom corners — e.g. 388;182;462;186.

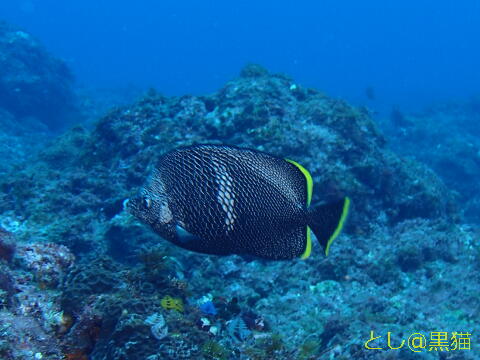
0;1;479;360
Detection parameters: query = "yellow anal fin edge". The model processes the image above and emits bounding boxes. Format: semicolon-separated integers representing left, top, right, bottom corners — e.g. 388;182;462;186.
285;159;313;206
300;226;312;259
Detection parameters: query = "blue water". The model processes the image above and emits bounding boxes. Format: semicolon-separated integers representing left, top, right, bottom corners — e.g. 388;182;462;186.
1;0;479;112
2;3;480;359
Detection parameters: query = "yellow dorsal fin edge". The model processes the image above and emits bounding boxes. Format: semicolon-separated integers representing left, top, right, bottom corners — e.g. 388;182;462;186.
284;159;313;206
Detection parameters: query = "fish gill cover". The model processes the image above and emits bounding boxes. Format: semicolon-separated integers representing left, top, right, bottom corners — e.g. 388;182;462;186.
0;65;478;360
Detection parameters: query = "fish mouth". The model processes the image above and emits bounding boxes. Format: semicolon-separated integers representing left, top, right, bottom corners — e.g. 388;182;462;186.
123;196;143;217
123;198;130;211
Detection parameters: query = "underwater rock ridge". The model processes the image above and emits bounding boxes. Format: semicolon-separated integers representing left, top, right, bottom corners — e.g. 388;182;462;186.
0;64;473;360
0;20;77;130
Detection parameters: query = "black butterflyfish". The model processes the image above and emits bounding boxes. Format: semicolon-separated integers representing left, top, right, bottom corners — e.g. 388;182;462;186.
126;144;350;260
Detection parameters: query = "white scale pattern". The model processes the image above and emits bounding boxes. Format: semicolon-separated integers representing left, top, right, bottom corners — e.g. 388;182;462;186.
212;159;237;232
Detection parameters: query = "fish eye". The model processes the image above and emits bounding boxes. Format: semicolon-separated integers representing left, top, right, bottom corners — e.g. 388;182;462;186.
143;197;152;209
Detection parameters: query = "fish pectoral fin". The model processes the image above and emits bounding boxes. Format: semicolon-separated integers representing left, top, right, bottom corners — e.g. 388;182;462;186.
175;225;200;243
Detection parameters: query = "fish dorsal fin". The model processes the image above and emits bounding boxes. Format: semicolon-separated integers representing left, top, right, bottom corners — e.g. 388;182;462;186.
284;159;313;206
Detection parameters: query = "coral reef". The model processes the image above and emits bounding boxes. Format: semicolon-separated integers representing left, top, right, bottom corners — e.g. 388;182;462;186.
0;227;15;262
0;107;50;176
0;65;456;252
0;65;477;359
0;240;75;360
16;242;75;288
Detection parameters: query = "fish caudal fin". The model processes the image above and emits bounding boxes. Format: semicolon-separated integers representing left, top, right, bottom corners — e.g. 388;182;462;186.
308;197;350;256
